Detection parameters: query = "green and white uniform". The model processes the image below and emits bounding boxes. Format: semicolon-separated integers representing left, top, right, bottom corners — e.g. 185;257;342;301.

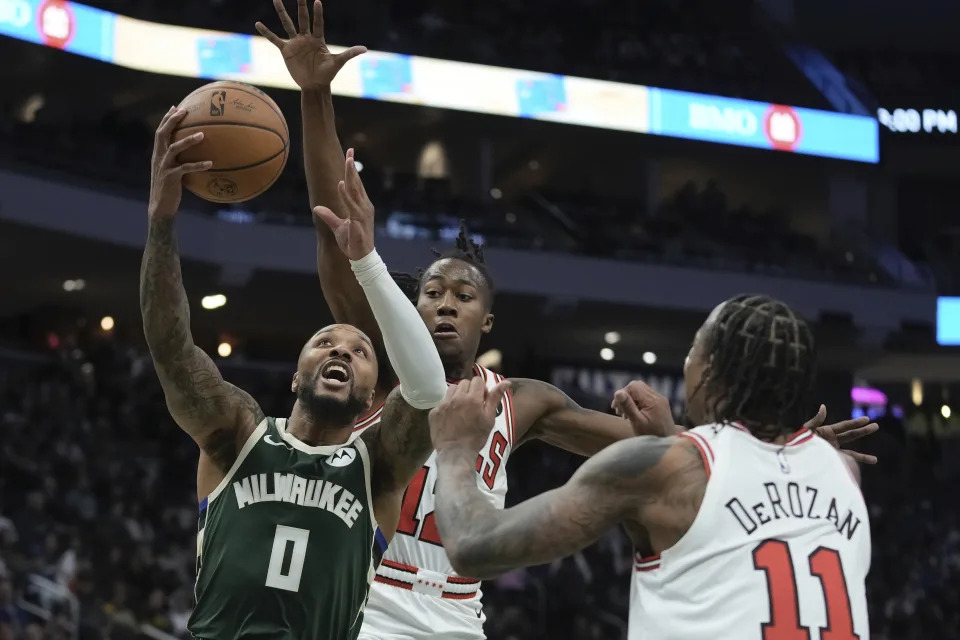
189;417;388;640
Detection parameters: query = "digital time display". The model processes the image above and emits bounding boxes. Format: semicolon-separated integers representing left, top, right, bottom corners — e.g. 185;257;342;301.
877;107;957;134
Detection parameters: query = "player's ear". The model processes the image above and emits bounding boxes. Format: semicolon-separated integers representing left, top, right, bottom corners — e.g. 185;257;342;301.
291;373;299;393
363;387;375;412
481;313;494;335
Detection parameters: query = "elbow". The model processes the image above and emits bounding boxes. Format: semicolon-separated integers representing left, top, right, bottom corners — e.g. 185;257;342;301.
445;538;498;580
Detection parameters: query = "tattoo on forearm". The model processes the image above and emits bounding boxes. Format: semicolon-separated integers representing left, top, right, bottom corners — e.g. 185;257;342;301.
140;216;191;362
435;437;681;577
139;216;262;469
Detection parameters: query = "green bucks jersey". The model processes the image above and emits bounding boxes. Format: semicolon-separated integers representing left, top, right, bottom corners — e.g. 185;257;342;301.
188;417;387;640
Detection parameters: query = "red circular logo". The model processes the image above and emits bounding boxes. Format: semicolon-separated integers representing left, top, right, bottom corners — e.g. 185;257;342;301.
35;0;75;50
763;105;803;152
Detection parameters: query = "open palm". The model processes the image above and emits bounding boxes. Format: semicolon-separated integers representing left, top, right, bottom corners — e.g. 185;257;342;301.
255;0;365;89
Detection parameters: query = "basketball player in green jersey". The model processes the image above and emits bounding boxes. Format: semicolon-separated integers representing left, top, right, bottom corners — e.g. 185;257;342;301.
142;106;450;639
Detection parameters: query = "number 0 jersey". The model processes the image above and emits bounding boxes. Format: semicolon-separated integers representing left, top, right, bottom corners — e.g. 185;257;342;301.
629;424;871;640
354;364;515;599
189;417;386;640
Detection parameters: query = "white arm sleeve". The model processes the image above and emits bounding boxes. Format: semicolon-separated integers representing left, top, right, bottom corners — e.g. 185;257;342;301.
350;249;447;410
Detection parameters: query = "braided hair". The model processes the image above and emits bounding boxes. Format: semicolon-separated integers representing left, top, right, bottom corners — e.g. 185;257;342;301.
694;294;817;441
390;220;495;308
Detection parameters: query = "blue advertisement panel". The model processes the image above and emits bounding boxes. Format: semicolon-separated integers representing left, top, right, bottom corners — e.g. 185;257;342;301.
650;88;879;163
197;33;252;78
359;53;413;99
0;0;113;60
937;297;960;346
516;74;568;117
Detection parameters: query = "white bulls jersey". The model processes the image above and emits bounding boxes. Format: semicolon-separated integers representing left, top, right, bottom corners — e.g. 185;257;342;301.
629;424;871;640
354;364;515;640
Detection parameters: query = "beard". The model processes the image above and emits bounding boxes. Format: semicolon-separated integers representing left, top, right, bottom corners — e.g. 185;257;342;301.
297;371;367;425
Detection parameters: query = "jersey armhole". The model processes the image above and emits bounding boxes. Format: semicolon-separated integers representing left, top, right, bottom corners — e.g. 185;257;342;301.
204;418;269;505
678;431;715;478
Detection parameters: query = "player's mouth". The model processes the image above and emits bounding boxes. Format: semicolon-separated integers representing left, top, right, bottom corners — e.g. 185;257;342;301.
432;321;460;340
319;359;352;390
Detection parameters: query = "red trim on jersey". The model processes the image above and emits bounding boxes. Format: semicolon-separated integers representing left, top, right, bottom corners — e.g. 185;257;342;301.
381;559;418;574
374;575;413;591
447;575;481;585
634;552;661;572
679;432;714;478
474;363;487;381
353;402;385;432
785;428;815;446
374;575;480;599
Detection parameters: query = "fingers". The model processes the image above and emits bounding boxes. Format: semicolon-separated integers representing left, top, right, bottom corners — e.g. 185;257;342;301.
335;45;368;68
165;131;205;161
823;416;871;435
803;404;827;430
255;21;285;48
841;449;878;465
312;205;347;232
835;422;879;444
297;0;310;34
614;390;645;424
344;153;365;198
486;380;511;412
439;384;458;405
178;161;214;174
273;0;297;37
312;0;325;38
155;106;187;147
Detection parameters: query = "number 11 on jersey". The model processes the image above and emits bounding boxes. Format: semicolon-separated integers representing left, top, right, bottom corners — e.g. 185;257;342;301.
753;539;859;639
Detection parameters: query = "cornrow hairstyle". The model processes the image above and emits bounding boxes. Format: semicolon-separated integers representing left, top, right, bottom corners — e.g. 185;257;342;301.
390;220;495;308
694;294;817;441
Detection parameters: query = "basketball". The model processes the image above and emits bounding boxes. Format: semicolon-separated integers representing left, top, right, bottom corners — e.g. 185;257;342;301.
173;80;289;203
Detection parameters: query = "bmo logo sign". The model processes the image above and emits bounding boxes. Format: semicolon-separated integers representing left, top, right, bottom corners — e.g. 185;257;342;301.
36;0;74;49
763;105;802;152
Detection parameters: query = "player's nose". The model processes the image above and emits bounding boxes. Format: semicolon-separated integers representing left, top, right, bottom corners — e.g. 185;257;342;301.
329;346;352;362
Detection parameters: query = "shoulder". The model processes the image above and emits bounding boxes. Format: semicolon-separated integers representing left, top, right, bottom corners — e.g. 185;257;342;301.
576;436;702;489
508;377;568;409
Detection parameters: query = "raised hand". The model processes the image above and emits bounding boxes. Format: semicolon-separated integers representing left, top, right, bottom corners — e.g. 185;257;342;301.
430;377;512;454
312;149;375;260
611;380;678;437
255;0;366;89
149;107;212;219
804;405;879;464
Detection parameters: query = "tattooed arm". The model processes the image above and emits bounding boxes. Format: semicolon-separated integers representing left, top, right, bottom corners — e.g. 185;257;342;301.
511;378;681;458
141;107;263;472
435;432;687;578
360;388;435;536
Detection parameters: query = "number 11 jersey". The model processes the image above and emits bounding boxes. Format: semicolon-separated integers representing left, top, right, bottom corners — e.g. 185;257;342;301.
189;417;384;640
629;423;871;640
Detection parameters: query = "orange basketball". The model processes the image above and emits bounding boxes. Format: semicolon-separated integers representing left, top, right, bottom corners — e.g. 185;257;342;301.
173;81;289;203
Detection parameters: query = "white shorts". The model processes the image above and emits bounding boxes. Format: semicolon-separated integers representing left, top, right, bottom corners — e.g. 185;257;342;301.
358;580;486;640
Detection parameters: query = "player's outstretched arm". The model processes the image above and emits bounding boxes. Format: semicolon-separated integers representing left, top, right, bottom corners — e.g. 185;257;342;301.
256;0;380;355
510;378;681;458
431;381;687;578
315;154;446;512
141;107;264;465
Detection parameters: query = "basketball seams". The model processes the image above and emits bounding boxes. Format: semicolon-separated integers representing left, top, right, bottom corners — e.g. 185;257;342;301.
176;81;290;203
187;151;288;203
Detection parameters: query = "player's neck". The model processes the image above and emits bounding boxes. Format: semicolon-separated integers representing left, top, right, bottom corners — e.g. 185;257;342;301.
442;357;477;382
286;401;354;447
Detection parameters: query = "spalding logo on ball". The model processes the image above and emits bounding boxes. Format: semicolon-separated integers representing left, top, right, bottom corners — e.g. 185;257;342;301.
173;80;289;203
